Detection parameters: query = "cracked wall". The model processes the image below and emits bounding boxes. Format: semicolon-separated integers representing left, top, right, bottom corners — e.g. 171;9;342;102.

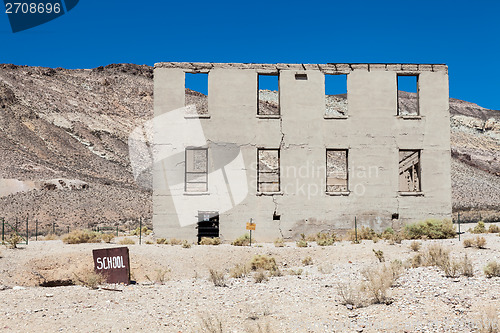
153;63;451;241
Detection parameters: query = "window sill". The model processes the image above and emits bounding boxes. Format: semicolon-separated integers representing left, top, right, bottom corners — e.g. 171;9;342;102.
257;114;281;119
397;115;422;120
183;191;210;196
325;191;350;196
256;191;283;196
398;191;424;196
184;114;211;119
324;115;348;120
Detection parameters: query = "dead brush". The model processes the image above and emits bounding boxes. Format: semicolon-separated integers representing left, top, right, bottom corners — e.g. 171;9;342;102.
62;229;101;244
463;238;474;248
488;224;500;233
296;233;308;247
372;249;385;262
273;238;285;247
302;256;313;266
200;237;221;245
230;264;249;279
475;236;487;249
484;261;500;278
250;255;277;271
231;234;251;246
360;263;401;304
253;270;268;283
156;238;167;244
198;314;224;333
208;269;226;287
146;268;171;284
7;234;22;249
337;282;364;308
182;240;192;248
409;241;421;252
169;238;182;245
73;268;106;289
43;234;58;240
119;237;135;245
101;233;114;243
478;305;499;333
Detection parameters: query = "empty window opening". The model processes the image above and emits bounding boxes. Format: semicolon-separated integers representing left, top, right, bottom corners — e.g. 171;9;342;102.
397;75;419;116
185;148;208;192
185;72;208;115
257;148;280;192
399;150;421;192
326;149;348;192
325;74;347;117
273;212;281;220
197;211;219;243
295;73;308;80
258;74;279;116
392;213;399;220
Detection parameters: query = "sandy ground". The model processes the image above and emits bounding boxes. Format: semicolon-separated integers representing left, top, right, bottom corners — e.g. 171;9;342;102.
0;229;499;332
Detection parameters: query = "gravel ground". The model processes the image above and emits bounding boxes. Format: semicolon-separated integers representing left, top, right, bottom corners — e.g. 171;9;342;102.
0;229;499;332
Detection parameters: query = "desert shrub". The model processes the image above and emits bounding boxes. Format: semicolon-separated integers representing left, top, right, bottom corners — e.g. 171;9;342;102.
156;238;167;244
347;226;377;241
208;269;226;287
63;230;101;244
230;264;249;279
478;305;499;333
268;267;283;277
145;240;153;244
409;241;421;252
470;221;486;234
131;226;152;236
475;236;487;249
404;219;456;239
488;224;500;233
200;237;221;245
169;238;182;245
425;244;451;267
44;234;58;240
288;268;303;276
182;240;191;248
253;270;268;283
372;236;380;243
119;237;135;245
461;254;474;277
389;232;404;245
101;234;114;243
380;227;394;240
7;234;22;249
274;238;285;247
73;268;106;289
316;232;337;246
302;256;313;266
361;263;400;304
199;314;224;333
372;249;385;262
463;238;474;248
337;282;363;307
231;234;251;246
484;261;500;278
250;255;277;271
296;239;308;247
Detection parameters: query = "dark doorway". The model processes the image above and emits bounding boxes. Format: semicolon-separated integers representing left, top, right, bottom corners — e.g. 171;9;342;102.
197;211;219;243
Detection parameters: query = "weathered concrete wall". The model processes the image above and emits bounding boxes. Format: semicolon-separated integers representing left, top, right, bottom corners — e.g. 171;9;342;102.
153;62;451;241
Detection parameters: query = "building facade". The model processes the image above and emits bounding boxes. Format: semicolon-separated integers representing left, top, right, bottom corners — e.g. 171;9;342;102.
153;62;451;242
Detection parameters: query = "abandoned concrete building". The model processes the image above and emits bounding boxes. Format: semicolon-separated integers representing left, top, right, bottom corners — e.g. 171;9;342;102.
152;62;451;242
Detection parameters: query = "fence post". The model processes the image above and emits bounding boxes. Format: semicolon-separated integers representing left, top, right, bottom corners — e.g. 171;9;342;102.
139;217;142;245
458;212;461;241
26;216;28;245
52;222;55;235
36;220;38;241
355;216;358;243
2;218;4;243
116;226;119;237
67;226;70;234
15;217;18;232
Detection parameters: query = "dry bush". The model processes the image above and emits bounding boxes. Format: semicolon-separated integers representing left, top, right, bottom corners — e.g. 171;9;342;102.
73;268;106;289
231;234;251;246
475;236;487;249
484;261;500;278
250;255;277;271
410;244;474;278
308;231;337;246
288;268;303;276
119;237;135;245
131;226;152;236
488;224;500;233
302;256;313;266
409;241;421;252
208;269;226;287
101;234;114;243
404;219;456;239
182;240;191;248
145;240;153;244
373;249;385;262
463;238;474;248
470;221;486;234
347;226;377;241
461;254;474;277
296;239;308;247
156;238;167;244
273;238;284;247
389;232;404;245
44;234;58;240
146;268;171;284
200;237;221;245
230;264;249;279
361;263;401;304
7;234;22;249
62;230;101;244
253;270;268;283
169;238;182;245
244;322;275;333
478;305;499;333
198;314;224;333
425;244;451;268
337;282;363;307
380;227;395;240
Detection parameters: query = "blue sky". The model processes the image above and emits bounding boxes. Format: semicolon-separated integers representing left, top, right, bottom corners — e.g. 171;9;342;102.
0;0;499;110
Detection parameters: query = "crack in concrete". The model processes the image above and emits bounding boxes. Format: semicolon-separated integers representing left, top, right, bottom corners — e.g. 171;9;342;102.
272;195;284;238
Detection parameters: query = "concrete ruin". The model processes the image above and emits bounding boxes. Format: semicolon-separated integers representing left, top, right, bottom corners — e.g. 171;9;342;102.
153;62;451;241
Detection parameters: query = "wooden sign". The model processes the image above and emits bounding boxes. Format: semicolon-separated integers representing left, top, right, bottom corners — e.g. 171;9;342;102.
92;247;130;284
246;222;256;231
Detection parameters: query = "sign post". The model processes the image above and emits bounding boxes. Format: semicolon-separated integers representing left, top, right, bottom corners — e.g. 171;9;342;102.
92;247;131;284
246;218;256;246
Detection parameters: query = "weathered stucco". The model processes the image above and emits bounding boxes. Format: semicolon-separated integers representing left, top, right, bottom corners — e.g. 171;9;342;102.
153;62;451;241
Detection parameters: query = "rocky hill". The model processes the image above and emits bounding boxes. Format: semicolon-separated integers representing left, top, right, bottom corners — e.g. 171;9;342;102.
0;64;498;231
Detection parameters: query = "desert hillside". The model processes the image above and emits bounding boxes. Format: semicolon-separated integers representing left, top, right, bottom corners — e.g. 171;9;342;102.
0;64;498;230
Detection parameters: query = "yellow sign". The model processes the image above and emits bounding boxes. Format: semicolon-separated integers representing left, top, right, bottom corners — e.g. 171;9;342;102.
246;222;256;231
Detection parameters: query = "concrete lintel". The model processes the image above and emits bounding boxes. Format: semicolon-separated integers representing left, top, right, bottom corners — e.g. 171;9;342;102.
368;64;386;71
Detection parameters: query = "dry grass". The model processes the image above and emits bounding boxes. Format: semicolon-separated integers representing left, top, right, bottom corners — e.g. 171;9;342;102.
307;231;337;246
361;264;397;304
182;240;191;248
169;238;182;245
44;234;58;240
208;269;226;287
250;255;277;271
198;314;224;333
230;264;249;279
231;234;251;246
146;268;171;284
253;270;268;283
470;221;486;234
118;237;135;245
484;261;500;278
156;238;167;244
337;282;363;307
62;230;101;244
347;226;377;241
273;238;284;247
475;236;487;249
101;233;114;243
200;237;221;245
73;268;106;289
464;238;474;248
409;241;421;252
488;224;500;233
302;256;313;266
478;304;499;333
409;244;475;278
